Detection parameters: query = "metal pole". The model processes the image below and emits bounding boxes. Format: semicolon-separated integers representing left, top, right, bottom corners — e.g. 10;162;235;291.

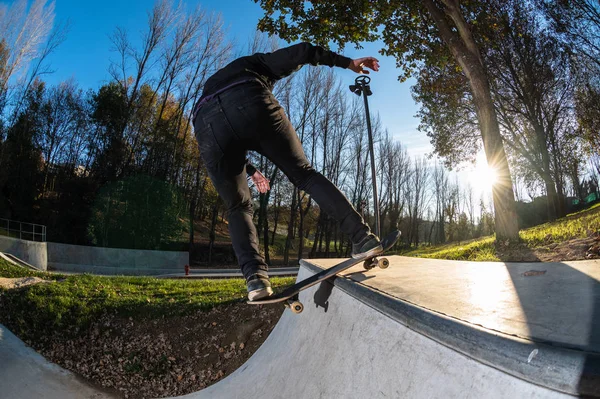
350;76;380;237
362;87;380;237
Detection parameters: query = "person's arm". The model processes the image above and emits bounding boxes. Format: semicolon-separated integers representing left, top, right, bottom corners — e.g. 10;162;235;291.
256;42;379;80
246;161;270;193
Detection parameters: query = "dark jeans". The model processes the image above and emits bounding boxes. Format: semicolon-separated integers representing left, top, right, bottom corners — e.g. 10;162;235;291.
194;82;370;279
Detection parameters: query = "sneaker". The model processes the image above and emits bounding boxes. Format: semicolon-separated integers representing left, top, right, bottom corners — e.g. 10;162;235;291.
351;234;383;259
246;273;273;301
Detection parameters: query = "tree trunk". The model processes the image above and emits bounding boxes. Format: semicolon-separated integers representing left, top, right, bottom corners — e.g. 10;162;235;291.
297;192;312;262
263;206;270;265
271;202;279;246
310;212;322;258
284;188;298;265
542;173;559;222
208;202;218;265
423;0;520;241
325;218;331;258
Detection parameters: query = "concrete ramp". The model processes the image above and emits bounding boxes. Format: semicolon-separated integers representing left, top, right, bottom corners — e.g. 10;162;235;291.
0;326;114;398
2;256;600;398
178;258;600;399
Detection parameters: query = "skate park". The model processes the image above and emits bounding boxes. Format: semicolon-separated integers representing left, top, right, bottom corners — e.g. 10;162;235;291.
1;0;600;397
2;254;600;398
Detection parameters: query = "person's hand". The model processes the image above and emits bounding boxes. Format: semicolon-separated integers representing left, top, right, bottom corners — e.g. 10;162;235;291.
251;170;270;193
348;57;380;74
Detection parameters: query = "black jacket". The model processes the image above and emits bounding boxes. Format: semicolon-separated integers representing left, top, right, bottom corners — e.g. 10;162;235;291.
199;42;352;177
200;42;352;99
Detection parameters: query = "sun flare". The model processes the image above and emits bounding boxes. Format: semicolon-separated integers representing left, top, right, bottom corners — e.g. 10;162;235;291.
469;152;498;192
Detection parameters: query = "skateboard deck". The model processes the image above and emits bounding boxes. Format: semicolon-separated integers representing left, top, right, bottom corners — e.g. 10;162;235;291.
248;230;401;313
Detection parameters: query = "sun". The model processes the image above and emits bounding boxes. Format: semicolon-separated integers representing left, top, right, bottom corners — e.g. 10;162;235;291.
468;152;498;192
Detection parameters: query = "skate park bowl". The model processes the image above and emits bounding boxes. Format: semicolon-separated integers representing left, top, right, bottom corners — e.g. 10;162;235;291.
1;256;600;398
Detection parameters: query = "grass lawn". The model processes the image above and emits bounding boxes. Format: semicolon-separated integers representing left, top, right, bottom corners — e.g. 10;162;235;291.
0;259;294;341
400;203;600;261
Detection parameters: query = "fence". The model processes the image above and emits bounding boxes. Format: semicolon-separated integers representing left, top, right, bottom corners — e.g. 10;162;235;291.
0;218;46;242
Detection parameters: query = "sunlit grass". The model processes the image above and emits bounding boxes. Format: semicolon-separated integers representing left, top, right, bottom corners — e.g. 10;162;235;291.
521;202;600;246
402;237;499;261
403;203;600;261
0;259;294;339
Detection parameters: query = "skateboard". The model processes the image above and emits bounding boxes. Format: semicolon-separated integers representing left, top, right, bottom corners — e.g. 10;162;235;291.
247;230;401;314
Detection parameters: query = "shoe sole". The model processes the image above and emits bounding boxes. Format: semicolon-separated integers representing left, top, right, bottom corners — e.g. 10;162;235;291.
352;244;383;259
248;286;274;301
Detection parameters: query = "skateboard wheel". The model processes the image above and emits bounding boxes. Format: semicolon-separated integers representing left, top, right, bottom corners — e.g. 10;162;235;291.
379;258;389;269
363;259;375;270
289;301;304;314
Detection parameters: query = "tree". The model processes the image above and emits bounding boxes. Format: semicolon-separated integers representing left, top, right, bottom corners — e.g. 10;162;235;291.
0;79;44;220
0;0;57;98
431;162;448;243
542;1;600;155
576;85;600;155
89;82;129;182
37;80;88;195
414;1;583;221
87;175;186;250
488;1;575;219
254;0;520;240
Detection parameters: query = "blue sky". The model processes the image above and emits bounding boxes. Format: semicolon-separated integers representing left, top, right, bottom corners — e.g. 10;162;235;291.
37;0;493;198
41;0;430;155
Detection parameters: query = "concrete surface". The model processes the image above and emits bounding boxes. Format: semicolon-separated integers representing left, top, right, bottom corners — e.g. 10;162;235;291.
0;235;47;270
47;242;189;276
156;267;299;279
0;325;115;398
0;236;191;276
2;256;599;398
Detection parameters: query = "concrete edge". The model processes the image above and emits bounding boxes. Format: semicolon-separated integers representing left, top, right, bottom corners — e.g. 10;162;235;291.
48;263;185;276
300;259;600;397
0;252;41;271
155;268;299;279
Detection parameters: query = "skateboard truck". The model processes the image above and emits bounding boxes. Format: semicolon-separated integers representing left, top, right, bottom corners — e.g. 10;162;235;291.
283;294;304;314
363;256;390;271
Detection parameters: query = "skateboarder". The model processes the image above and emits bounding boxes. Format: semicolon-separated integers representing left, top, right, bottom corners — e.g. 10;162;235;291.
193;42;382;301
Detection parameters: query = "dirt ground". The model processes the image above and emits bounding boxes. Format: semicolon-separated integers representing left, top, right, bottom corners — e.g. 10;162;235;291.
20;301;284;399
495;233;600;262
0;277;51;290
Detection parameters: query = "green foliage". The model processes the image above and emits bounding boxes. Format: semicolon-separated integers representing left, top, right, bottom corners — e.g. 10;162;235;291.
404;237;499;261
87;175;187;250
515;197;550;229
520;202;600;245
0;265;295;340
256;0;383;51
90;81;130;182
403;202;600;260
0;80;45;220
0;258;53;279
576;84;600;154
255;0;440;82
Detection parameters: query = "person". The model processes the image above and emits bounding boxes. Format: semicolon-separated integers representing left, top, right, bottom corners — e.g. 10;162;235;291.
193;42;382;301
